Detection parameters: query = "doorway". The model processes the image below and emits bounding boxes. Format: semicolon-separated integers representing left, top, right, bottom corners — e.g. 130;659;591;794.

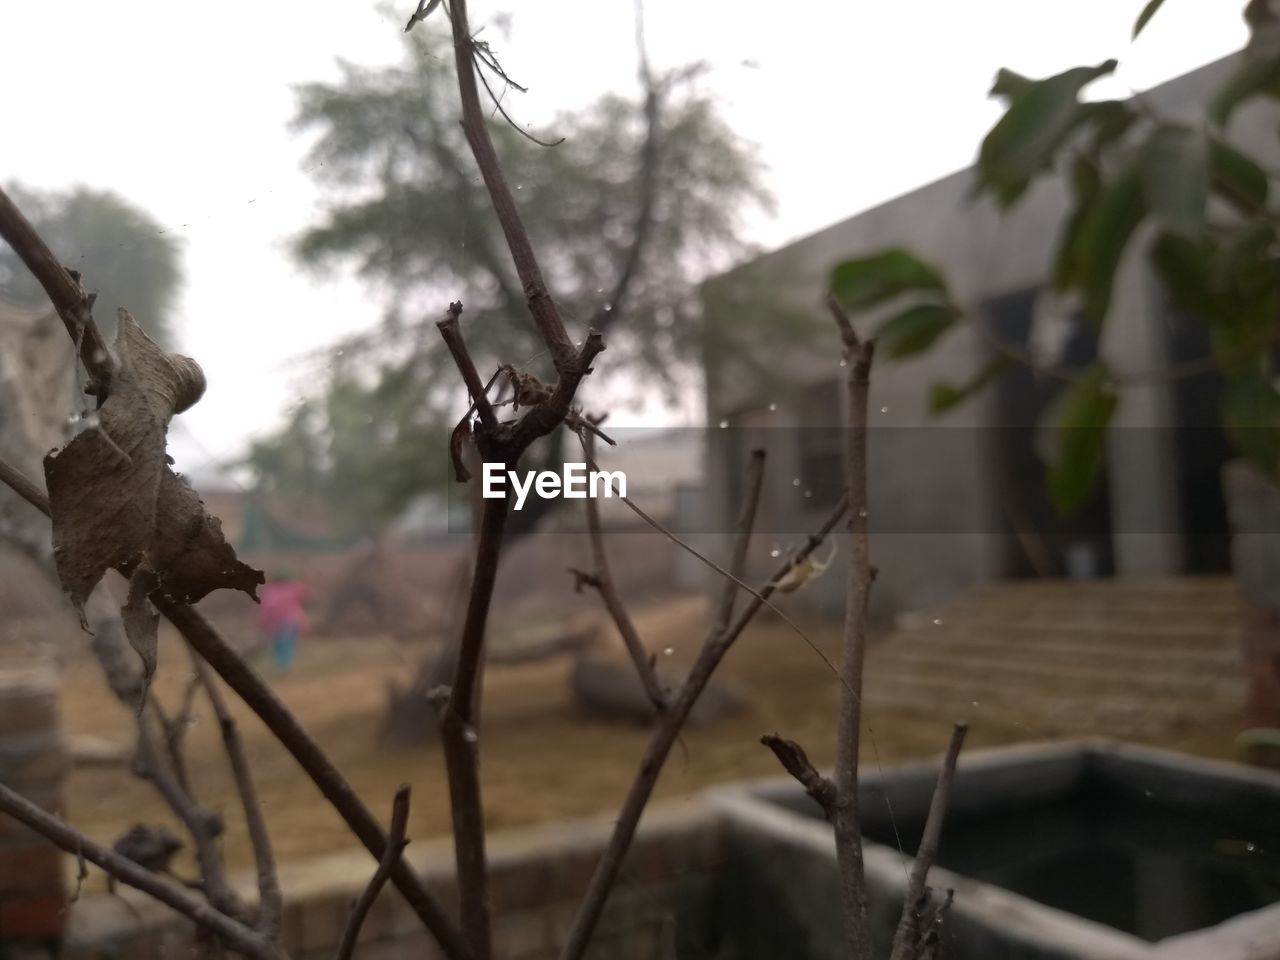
984;288;1115;578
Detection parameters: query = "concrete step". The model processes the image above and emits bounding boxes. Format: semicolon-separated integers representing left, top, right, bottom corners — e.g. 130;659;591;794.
940;577;1234;606
934;580;1237;622
870;661;1241;705
881;637;1238;674
878;646;1239;683
893;620;1236;654
862;667;1242;710
861;683;1240;733
914;610;1236;636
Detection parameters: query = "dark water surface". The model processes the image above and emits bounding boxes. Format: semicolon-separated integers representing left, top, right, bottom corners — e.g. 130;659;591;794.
862;781;1280;940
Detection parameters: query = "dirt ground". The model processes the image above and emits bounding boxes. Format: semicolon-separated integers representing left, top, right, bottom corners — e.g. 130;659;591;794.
55;592;1245;889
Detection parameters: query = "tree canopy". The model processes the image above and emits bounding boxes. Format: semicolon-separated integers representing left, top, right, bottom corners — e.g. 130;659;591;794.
0;184;183;347
243;25;768;532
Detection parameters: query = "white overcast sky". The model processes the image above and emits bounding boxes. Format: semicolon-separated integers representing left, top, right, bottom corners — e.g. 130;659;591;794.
2;1;1246;481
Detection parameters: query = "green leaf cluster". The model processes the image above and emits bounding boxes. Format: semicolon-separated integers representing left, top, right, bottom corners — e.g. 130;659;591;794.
829;0;1280;515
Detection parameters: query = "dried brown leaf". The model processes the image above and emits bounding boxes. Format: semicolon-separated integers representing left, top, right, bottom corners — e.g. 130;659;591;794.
151;471;262;604
43;310;262;614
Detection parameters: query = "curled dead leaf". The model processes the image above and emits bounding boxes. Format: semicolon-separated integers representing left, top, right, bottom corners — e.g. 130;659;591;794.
44;310;262;615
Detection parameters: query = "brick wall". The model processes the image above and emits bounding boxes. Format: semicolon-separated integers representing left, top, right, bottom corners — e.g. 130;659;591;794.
59;802;727;960
0;666;68;950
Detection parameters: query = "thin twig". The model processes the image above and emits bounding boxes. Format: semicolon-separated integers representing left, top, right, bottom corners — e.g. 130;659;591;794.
830;296;877;960
189;651;283;940
151;674;201;795
439;303;498;433
576;437;848;690
564;411;616;447
334;785;411;960
578;428;666;711
403;0;442;32
474;62;565;148
889;723;968;960
711;449;766;634
0;457;51;514
158;598;473;960
760;734;837;817
558;498;848;960
134;706;240;918
0;782;282;960
449;0;577;376
0;186;115;390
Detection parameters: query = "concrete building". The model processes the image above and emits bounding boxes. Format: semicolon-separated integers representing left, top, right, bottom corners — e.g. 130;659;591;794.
701;52;1275;621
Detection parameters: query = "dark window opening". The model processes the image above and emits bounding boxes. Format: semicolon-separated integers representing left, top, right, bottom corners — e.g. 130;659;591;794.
798;379;844;509
1166;308;1233;574
984;288;1115;579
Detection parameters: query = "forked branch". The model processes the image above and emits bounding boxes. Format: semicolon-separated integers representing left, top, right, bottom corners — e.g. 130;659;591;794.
576;426;667;711
335;785;412;960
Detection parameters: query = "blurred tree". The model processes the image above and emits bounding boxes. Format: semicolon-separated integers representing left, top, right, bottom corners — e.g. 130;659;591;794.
242;24;768;535
243;360;450;537
0;184;183;347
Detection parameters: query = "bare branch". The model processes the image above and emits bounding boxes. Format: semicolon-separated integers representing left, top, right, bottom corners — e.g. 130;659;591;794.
564;410;616;446
559;497;848;960
889;723;968;960
577;429;667;712
135;705;239;917
335;785;411;960
159;599;472;960
917;889;955;960
826;292;859;348
151;673;201;794
829;294;877;960
711;448;766;634
448;0;577;376
0;782;282;960
190;652;283;940
576;437;847;688
0;456;52;515
0;185;115;391
474;62;566;148
439;494;509;960
403;0;442;32
438;302;498;433
760;733;837;818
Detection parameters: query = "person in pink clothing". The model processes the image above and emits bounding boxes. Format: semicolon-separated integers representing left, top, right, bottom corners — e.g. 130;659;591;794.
258;570;311;673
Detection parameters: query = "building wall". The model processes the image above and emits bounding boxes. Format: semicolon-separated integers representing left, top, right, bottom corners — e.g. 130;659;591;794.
701;52;1274;618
